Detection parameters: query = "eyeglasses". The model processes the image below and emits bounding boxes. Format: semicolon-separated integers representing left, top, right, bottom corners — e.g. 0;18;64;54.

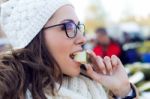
42;20;85;38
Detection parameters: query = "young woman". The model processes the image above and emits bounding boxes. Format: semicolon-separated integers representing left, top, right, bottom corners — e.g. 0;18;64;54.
0;0;138;99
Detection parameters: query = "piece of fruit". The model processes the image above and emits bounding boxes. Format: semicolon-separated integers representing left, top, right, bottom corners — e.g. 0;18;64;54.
74;51;89;64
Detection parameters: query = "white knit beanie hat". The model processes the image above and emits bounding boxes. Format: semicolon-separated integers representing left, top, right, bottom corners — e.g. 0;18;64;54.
0;0;71;49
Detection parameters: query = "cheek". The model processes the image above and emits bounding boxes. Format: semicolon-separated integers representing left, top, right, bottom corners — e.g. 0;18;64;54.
44;30;73;64
43;30;81;76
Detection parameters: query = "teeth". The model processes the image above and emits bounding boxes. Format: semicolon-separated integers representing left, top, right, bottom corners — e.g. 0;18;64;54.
70;54;75;59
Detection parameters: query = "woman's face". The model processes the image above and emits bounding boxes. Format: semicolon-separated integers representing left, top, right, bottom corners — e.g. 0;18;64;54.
43;5;86;77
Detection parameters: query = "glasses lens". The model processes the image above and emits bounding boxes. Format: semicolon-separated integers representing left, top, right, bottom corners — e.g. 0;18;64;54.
65;22;76;38
78;24;85;36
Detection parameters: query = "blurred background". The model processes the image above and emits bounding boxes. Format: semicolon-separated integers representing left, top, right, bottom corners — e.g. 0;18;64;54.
1;0;150;98
70;0;150;98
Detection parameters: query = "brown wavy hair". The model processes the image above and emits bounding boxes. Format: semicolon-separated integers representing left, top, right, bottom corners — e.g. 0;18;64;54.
0;30;63;99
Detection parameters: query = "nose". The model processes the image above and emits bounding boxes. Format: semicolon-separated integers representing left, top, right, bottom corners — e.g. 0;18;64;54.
74;31;86;46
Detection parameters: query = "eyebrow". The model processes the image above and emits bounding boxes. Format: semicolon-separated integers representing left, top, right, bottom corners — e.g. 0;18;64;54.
60;19;78;24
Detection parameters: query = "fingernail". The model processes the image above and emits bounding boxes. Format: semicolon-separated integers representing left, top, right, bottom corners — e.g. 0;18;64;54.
103;70;106;75
86;50;92;53
86;50;90;54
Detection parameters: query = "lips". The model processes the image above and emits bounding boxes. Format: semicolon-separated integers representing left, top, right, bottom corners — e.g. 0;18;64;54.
69;50;83;60
70;52;80;60
69;50;89;64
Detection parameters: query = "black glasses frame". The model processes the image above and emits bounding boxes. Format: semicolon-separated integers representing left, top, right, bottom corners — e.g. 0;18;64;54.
42;21;85;38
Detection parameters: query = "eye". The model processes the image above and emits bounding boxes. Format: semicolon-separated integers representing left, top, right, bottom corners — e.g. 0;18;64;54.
60;21;75;31
60;25;66;30
65;22;76;31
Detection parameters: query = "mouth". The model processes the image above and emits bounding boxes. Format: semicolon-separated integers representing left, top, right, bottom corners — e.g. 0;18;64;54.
69;52;78;60
69;49;83;60
68;52;82;68
69;51;87;64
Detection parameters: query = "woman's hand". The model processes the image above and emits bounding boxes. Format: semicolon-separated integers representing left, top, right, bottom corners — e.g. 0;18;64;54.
85;50;131;97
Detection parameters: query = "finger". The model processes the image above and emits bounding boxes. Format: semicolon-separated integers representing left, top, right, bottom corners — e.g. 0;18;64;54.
87;50;107;75
111;55;123;67
117;56;123;66
103;56;113;75
87;50;96;57
85;64;100;81
86;50;97;60
86;50;98;66
85;64;94;77
92;56;101;73
111;55;118;69
85;64;93;74
96;56;106;74
87;51;106;74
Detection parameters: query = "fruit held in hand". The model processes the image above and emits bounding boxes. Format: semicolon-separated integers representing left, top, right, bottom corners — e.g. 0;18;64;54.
74;51;89;64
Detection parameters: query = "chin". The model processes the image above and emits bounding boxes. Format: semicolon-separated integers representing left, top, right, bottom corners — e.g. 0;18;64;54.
62;57;81;77
68;68;81;77
69;73;80;77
